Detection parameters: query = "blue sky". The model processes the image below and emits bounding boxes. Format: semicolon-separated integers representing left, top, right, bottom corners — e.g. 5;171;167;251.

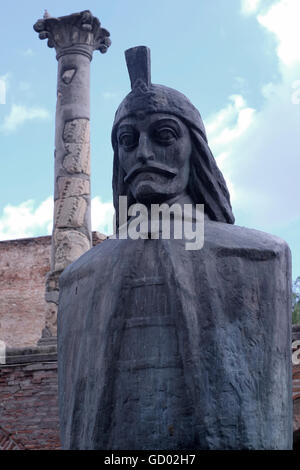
0;0;299;279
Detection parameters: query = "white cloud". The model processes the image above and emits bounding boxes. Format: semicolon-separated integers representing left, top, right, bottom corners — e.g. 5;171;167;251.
206;77;300;230
91;196;114;235
241;0;261;15
0;197;53;240
204;95;256;202
205;95;255;151
258;0;300;66
0;196;114;241
1;104;50;133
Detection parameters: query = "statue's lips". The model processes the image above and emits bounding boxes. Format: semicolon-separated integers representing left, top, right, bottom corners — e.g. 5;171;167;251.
124;163;178;183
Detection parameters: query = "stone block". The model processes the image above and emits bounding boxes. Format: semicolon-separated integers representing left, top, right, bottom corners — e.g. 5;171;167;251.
53;229;90;272
63;143;90;175
54;196;87;228
62;119;90;175
45;290;59;304
45;271;61;292
45;303;57;337
57;177;89;199
92;231;107;246
63;118;89;144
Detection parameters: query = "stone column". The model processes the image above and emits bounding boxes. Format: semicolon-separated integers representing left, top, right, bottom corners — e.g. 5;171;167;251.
33;11;111;342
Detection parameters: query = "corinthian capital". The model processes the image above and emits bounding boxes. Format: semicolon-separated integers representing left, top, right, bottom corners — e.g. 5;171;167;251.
33;10;111;60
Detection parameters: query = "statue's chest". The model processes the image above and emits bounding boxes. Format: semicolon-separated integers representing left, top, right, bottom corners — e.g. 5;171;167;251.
118;276;180;367
118;240;179;366
108;240;195;450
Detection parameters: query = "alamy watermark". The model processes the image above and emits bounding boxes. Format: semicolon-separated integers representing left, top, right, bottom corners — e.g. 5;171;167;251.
111;196;204;250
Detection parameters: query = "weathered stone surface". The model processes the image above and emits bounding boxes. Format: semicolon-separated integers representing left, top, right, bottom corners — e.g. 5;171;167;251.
62;119;90;175
57;177;89;199
54;196;87;228
5;344;57;364
63;118;89;144
45;270;61;292
45;302;57;337
45;290;59;304
33;10;111;56
63;143;90;175
53;229;90;271
62;68;76;84
59;227;293;450
92;231;107;245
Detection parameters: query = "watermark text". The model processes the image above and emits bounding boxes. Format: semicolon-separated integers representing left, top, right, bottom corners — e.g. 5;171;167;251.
112;196;204;251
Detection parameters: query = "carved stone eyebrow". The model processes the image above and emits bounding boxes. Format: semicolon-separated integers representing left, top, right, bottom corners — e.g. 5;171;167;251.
150;118;182;135
117;124;137;135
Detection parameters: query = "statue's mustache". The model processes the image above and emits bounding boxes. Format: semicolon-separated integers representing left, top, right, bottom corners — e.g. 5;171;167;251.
124;162;178;183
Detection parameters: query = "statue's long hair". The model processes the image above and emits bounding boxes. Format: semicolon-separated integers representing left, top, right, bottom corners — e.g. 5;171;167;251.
112;122;235;229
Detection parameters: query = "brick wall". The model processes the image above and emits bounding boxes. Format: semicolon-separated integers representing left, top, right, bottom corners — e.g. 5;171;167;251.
0;232;106;450
0;357;60;450
0;236;51;348
0;427;25;450
0;232;106;349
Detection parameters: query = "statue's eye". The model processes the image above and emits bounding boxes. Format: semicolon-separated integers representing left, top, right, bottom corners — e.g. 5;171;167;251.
118;132;138;149
153;127;178;144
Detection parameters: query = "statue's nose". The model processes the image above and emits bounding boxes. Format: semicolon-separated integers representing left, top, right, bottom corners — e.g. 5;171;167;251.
137;134;154;164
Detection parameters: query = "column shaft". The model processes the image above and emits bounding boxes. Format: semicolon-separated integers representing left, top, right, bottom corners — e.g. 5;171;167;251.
33;10;111;340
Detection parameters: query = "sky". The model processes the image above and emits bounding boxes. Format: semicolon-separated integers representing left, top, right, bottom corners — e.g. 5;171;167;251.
0;0;299;279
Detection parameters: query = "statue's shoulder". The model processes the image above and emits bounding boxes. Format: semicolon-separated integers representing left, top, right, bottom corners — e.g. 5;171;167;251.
59;237;122;288
204;220;290;259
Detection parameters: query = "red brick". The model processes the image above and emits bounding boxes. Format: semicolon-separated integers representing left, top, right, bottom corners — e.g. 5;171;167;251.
0;361;60;450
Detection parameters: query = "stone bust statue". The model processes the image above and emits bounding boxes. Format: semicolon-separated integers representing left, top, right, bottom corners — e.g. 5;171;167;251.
58;47;292;450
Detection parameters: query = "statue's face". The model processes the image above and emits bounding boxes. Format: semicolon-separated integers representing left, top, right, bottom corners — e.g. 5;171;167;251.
117;113;192;204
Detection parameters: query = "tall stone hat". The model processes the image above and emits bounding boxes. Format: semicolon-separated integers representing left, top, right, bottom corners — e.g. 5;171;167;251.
112;46;207;144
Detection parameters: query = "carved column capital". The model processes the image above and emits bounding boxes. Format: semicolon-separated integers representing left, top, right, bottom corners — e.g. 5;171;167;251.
33;10;111;60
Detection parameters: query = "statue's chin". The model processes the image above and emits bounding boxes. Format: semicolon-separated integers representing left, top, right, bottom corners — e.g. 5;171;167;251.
133;181;170;205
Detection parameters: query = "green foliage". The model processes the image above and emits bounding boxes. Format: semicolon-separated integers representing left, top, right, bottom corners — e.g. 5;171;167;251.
292;277;300;325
